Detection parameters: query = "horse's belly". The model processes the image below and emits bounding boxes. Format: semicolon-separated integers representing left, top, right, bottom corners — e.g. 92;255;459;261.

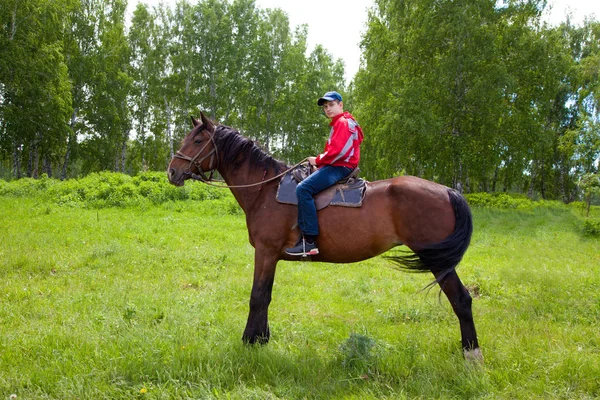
315;203;400;263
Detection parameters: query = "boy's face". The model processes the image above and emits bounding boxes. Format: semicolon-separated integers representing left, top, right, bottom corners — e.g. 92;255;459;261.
322;100;343;119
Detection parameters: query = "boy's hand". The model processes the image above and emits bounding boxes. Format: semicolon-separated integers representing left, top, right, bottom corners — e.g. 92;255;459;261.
308;156;317;166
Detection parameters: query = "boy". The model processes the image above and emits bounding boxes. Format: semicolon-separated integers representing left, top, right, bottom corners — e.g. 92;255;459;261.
285;91;364;256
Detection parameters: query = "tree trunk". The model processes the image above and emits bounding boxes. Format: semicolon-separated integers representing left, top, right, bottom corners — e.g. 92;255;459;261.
8;5;19;179
264;110;271;151
492;165;499;192
139;94;147;169
559;161;568;203
528;162;536;199
29;136;40;178
540;159;546;200
10;4;17;40
61;139;72;180
210;78;217;120
12;142;21;179
61;107;78;180
174;74;191;162
114;145;119;172
164;95;173;163
43;154;52;178
454;158;464;194
120;135;127;173
465;171;471;194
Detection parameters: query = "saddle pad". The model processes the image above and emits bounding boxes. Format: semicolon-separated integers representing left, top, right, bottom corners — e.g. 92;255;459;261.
276;171;367;210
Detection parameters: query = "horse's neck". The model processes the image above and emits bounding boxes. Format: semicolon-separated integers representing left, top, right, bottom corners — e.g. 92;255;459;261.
218;162;267;213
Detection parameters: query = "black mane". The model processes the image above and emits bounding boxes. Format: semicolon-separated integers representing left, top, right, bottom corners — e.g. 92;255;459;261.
213;125;286;174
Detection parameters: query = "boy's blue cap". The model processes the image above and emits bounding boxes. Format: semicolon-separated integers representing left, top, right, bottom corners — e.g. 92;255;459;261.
317;91;342;106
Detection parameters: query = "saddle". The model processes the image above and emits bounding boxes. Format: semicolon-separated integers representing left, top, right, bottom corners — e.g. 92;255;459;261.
276;163;367;210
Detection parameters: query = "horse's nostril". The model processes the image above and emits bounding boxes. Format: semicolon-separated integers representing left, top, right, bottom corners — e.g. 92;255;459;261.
168;168;176;179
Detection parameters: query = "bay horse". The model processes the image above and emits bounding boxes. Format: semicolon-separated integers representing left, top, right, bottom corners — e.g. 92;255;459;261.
167;113;482;361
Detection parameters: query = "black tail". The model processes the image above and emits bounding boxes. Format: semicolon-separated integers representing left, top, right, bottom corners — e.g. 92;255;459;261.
384;188;473;284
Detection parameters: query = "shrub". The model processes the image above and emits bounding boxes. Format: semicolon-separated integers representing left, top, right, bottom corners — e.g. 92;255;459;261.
0;171;232;209
583;219;600;236
132;171;166;183
1;177;39;197
466;192;542;209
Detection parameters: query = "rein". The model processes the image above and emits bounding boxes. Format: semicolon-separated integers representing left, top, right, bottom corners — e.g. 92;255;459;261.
174;128;308;189
188;157;309;189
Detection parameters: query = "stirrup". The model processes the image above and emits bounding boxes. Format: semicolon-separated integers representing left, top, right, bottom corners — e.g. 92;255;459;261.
285;238;319;257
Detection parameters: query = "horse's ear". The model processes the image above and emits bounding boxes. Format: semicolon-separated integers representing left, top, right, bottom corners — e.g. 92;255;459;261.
191;116;200;127
200;111;215;132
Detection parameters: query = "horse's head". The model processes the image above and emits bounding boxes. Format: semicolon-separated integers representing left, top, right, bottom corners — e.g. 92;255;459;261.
168;112;218;186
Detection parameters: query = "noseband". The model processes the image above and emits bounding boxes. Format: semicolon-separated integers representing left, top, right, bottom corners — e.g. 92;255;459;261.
173;129;219;182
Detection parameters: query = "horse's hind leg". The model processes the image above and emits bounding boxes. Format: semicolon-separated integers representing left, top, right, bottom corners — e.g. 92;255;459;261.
436;269;483;361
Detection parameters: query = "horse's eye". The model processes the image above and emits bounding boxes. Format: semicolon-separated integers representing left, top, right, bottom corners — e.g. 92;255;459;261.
194;138;202;145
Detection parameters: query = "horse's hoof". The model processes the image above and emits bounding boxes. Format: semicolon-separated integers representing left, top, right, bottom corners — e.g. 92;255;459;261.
242;334;270;345
464;348;484;363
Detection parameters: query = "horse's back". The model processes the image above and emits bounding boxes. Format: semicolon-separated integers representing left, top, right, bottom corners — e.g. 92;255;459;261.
386;175;451;201
372;175;457;246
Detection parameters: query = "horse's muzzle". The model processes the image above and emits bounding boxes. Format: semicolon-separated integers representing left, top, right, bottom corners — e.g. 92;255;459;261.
168;168;185;186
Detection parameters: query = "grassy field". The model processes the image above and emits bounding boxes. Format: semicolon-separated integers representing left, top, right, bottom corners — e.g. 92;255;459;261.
1;193;599;399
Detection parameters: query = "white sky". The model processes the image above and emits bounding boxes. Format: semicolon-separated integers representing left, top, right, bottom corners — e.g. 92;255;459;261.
127;0;600;83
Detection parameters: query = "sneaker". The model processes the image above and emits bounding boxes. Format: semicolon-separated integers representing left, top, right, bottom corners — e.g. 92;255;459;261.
285;237;319;256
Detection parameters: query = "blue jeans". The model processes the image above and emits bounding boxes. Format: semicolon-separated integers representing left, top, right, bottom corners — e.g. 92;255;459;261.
296;165;353;236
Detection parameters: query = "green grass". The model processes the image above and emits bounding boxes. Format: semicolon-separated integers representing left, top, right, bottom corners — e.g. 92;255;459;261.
0;195;599;399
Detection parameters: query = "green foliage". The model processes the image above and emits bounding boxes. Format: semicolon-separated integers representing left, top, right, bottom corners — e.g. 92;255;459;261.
0;0;345;178
583;219;600;236
0;0;75;178
354;0;600;199
0;172;225;208
579;173;600;215
465;192;555;209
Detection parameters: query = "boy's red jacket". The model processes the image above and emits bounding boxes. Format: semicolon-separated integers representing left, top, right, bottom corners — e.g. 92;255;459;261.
315;111;363;169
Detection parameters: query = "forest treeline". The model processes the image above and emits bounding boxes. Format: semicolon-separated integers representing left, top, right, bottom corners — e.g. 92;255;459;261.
0;0;346;179
0;0;599;201
356;0;600;201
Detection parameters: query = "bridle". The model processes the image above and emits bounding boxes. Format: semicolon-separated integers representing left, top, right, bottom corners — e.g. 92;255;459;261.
172;125;309;189
172;127;219;183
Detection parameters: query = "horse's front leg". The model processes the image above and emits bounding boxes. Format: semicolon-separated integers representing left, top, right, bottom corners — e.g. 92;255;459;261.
242;248;279;344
